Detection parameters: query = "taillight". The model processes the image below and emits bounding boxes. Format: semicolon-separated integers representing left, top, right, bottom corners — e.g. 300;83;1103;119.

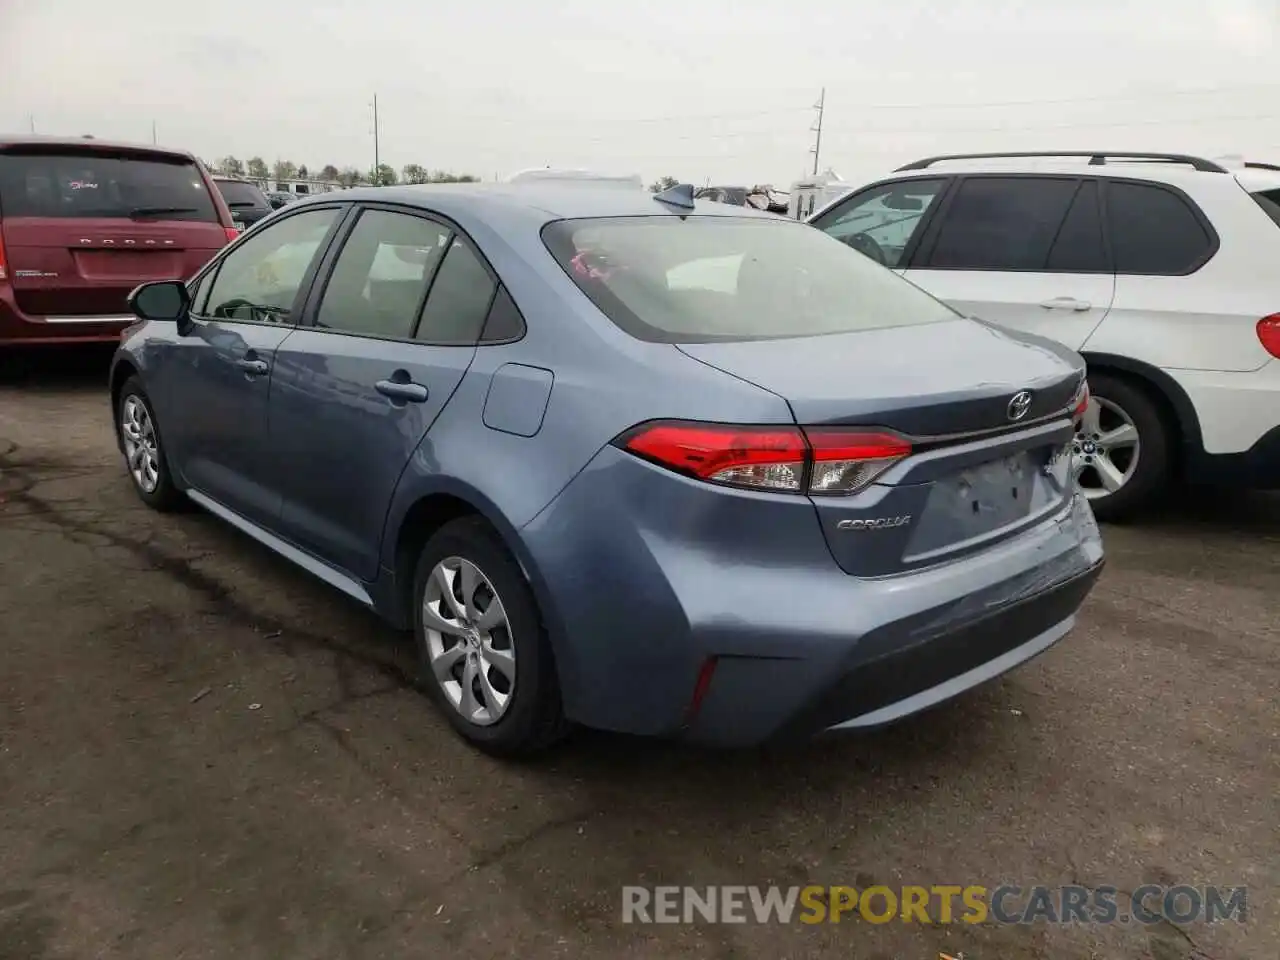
0;229;7;281
615;421;912;496
1258;314;1280;359
1071;379;1090;420
224;226;241;243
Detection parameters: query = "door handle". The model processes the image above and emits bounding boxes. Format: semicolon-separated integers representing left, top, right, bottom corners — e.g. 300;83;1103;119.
1038;297;1092;312
375;379;429;403
236;358;270;375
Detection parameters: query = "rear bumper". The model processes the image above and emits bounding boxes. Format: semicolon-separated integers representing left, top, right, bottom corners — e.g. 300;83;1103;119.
520;444;1105;746
0;286;132;345
1186;424;1280;489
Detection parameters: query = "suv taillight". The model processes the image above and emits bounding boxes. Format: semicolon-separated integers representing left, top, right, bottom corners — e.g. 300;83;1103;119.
225;226;241;243
615;421;912;496
1258;315;1280;359
0;229;7;281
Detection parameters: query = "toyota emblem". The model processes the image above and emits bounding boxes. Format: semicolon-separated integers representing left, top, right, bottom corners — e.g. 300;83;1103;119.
1007;390;1033;422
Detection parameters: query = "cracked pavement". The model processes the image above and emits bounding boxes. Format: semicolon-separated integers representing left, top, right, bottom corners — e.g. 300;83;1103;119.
1;349;1276;960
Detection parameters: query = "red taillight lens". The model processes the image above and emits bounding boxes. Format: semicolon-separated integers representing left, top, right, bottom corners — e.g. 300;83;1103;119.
224;226;241;243
1071;379;1090;420
616;421;912;495
1258;315;1280;359
0;230;7;281
620;422;807;491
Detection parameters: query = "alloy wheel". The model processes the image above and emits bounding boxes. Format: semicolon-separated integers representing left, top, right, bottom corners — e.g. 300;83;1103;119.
421;557;516;726
120;395;161;494
1072;396;1140;500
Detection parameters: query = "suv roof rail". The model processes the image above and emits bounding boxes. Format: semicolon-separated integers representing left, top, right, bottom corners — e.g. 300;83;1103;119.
895;151;1230;174
1244;161;1280;172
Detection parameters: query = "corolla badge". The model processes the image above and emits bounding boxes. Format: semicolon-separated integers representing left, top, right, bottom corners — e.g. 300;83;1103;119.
1007;390;1033;422
837;516;912;531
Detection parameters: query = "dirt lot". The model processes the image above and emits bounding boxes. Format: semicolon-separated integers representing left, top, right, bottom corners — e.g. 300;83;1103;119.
1;350;1276;960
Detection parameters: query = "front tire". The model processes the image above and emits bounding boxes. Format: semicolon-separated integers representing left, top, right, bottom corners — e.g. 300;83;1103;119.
1073;372;1170;522
116;376;184;512
411;517;568;757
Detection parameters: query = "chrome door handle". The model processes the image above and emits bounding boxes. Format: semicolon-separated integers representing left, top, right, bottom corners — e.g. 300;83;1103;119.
236;358;269;375
1039;297;1092;312
375;379;428;403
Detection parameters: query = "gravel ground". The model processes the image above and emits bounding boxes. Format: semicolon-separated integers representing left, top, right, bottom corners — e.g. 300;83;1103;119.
1;349;1276;960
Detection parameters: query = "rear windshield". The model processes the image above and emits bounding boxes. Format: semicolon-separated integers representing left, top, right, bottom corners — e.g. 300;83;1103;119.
215;179;269;209
541;215;957;343
0;150;219;222
1250;188;1280;227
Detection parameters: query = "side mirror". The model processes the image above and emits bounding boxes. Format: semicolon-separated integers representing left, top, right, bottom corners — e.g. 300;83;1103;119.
128;280;192;332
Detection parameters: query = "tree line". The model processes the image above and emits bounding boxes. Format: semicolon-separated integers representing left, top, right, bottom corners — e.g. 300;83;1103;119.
206;156;479;187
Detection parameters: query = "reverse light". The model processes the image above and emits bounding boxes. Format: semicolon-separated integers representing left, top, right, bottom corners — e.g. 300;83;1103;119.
615;421;912;496
1258;314;1280;359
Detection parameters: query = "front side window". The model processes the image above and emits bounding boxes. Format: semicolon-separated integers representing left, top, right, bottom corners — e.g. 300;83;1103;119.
812;178;946;268
1106;181;1213;275
925;177;1079;271
316;209;452;339
542;215;957;343
202;207;339;323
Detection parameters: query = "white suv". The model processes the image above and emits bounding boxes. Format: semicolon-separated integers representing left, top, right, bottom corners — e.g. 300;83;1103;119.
808;151;1280;520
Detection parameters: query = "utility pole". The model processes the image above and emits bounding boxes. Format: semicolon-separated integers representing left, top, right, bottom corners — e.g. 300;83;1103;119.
28;114;36;133
151;120;157;145
810;87;825;176
371;94;380;181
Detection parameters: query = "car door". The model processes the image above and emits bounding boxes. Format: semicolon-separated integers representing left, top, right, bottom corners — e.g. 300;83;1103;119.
156;205;344;528
809;176;949;271
268;205;497;580
902;176;1115;350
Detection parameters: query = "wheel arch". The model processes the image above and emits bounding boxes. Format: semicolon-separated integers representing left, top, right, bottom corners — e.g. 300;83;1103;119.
379;481;568;660
1080;351;1203;470
108;358;141;452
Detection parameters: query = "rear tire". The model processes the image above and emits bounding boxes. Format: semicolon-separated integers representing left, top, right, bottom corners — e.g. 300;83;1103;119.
116;376;185;512
1075;372;1170;522
411;517;569;758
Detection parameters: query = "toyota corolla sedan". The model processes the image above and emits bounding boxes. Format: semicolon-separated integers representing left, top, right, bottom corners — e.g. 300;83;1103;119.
110;181;1104;756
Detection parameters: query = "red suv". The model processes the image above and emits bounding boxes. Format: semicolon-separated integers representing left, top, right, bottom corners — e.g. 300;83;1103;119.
0;136;238;345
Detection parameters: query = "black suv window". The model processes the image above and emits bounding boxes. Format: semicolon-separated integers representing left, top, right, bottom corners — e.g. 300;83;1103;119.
215;179;269;212
1046;181;1107;272
1106;181;1212;275
0;149;219;222
925;177;1078;270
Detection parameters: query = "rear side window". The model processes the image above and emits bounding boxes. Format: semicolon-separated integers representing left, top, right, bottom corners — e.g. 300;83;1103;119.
925;177;1078;270
1250;188;1280;228
415;239;497;345
0;150;219;222
1106;181;1212;275
542;215;957;343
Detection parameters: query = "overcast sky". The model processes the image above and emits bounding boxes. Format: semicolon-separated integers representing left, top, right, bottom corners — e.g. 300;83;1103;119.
3;0;1278;187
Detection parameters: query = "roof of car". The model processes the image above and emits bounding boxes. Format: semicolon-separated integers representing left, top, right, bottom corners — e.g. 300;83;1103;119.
0;134;196;159
301;182;781;224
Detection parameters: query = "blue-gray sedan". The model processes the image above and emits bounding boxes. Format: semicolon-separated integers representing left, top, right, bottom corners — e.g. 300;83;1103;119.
110;181;1104;755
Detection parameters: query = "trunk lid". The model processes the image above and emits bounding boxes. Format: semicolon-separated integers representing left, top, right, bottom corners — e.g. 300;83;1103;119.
678;319;1084;576
0;147;228;318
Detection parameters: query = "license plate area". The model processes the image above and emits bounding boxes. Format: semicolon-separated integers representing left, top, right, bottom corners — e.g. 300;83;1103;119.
903;446;1070;562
